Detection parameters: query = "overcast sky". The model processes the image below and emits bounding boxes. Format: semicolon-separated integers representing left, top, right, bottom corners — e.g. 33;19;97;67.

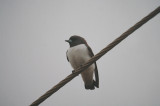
0;0;160;106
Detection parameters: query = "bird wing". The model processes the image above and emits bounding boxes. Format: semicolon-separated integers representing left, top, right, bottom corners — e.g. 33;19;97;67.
87;46;99;88
66;50;69;62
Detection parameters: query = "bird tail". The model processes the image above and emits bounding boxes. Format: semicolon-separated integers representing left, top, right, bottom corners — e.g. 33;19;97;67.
93;80;99;88
85;80;99;90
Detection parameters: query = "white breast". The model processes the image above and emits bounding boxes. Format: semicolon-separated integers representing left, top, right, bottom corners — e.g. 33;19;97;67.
67;44;91;69
67;44;95;85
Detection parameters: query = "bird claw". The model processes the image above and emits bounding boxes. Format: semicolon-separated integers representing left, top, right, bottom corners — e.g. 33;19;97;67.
72;70;75;73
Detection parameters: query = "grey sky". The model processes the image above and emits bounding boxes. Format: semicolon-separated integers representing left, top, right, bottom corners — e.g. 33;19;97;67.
0;0;160;106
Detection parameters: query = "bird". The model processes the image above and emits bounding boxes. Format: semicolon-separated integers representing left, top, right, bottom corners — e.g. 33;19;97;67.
65;35;99;90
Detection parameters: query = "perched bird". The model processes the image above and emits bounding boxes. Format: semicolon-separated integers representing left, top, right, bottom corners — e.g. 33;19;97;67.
65;35;99;90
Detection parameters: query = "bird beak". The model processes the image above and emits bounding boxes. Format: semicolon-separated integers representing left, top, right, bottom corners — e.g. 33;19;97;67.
65;39;72;43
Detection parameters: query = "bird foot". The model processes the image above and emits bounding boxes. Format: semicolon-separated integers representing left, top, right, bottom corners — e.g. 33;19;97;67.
72;70;75;73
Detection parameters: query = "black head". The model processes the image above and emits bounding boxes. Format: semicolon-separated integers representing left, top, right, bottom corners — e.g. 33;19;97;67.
65;35;87;47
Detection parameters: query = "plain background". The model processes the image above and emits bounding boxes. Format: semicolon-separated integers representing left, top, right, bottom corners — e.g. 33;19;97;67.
0;0;160;106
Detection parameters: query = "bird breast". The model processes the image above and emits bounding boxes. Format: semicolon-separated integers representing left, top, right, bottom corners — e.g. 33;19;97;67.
67;44;91;69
